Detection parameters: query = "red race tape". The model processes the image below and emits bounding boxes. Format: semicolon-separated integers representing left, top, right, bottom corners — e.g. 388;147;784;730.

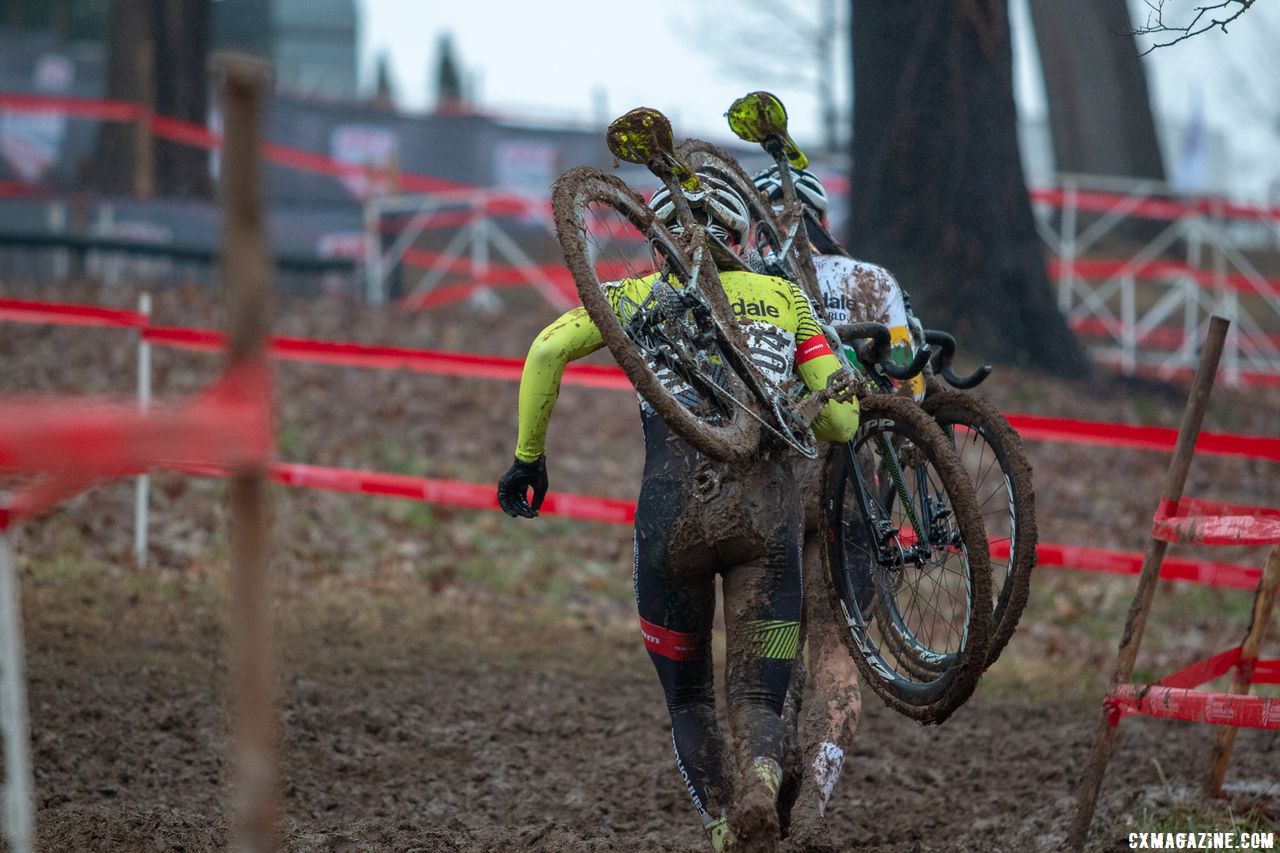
0;298;147;328
6;94;1280;224
142;326;633;390
1048;258;1280;300
1106;683;1280;730
1001;540;1263;590
165;461;1269;589
4;298;1276;458
172;461;637;525
1152;497;1280;546
0;362;271;478
1157;646;1242;690
1005;413;1280;462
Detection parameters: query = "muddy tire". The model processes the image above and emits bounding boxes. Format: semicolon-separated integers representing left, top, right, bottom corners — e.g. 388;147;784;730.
822;394;992;724
551;166;761;462
922;390;1036;669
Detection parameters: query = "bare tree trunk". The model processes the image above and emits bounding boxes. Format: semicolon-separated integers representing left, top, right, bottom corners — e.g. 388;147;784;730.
96;0;152;195
153;0;211;198
95;0;211;198
1028;0;1166;180
847;0;1090;376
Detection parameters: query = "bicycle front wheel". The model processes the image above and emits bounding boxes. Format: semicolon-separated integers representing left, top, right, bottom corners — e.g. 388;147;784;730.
551;166;762;462
923;390;1037;668
822;394;992;724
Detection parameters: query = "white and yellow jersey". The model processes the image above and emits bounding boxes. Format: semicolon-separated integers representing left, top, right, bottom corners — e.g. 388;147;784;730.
812;254;923;400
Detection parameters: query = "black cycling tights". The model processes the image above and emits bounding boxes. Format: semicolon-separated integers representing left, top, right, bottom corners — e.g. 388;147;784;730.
632;464;803;828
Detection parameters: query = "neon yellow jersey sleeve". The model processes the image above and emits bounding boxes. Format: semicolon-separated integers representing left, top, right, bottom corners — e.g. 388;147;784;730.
782;279;858;443
514;307;604;462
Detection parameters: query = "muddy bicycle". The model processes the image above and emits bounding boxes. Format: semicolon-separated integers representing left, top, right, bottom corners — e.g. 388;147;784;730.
720;90;1037;675
551;107;855;465
688;92;995;724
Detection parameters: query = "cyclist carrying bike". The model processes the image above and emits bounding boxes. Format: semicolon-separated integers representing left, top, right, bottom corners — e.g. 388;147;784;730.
753;165;924;402
497;173;857;852
754;163;923;849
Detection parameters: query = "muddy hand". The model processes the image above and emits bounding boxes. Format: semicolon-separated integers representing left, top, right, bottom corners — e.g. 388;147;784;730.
795;369;858;427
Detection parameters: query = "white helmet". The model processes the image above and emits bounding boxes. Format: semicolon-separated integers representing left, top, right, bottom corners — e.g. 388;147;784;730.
648;173;751;246
752;165;829;217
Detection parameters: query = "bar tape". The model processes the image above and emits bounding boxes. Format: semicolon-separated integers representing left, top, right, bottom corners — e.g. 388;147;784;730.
1152;497;1280;546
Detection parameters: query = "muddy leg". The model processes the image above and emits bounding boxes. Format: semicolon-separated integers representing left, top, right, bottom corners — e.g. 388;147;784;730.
788;533;862;851
721;536;803;853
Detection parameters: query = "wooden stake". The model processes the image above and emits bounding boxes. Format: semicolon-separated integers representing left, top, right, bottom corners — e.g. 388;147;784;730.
1204;544;1280;797
1068;316;1230;849
217;53;277;853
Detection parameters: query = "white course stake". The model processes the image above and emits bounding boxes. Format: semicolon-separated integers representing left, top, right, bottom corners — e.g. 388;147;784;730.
0;520;34;853
133;292;153;568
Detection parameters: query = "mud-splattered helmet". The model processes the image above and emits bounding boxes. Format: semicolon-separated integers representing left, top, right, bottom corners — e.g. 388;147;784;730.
647;173;751;246
752;165;829;217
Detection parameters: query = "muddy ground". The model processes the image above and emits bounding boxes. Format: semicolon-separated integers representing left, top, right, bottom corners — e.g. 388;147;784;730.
2;280;1278;852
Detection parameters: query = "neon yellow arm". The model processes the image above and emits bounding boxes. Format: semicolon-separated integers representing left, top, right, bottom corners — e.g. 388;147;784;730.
797;352;859;442
787;280;858;442
514;307;605;462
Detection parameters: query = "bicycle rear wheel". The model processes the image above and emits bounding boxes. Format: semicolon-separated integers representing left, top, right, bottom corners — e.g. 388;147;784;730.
923;390;1037;668
822;394;992;724
551;166;762;462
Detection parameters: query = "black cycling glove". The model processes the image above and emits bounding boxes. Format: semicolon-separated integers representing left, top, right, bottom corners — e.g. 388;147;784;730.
496;455;548;518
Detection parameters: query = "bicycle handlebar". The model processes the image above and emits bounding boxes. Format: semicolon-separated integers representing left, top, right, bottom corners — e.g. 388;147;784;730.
836;323;932;381
922;330;992;389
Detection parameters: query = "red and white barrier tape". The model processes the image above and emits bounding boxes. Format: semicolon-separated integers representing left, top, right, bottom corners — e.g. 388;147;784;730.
3;93;1279;224
1106;683;1280;729
1152;497;1280;547
2;296;1276;459
1104;645;1280;727
171;460;636;525
1048;258;1280;300
170;460;1272;591
0;362;271;528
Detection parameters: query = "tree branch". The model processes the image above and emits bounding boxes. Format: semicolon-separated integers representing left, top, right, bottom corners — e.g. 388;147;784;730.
1132;0;1258;53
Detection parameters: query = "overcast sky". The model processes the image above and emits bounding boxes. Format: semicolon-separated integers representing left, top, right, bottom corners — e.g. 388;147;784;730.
357;0;1280;199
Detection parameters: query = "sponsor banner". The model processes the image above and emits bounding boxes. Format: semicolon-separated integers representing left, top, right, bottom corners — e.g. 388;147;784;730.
329;124;399;199
0;53;74;182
